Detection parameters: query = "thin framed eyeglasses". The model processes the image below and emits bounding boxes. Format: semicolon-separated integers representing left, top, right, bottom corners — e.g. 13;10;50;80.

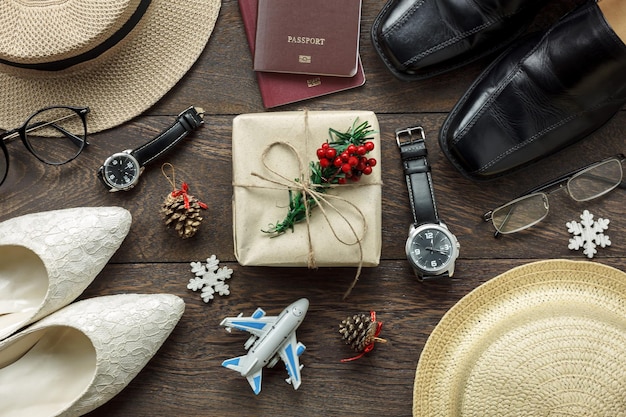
0;106;89;187
483;154;625;237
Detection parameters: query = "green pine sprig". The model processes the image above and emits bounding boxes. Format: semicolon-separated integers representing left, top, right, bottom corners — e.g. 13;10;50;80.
263;119;375;237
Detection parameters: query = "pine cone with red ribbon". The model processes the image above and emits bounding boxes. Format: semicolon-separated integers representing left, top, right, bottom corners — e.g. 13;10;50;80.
161;182;208;239
339;311;386;362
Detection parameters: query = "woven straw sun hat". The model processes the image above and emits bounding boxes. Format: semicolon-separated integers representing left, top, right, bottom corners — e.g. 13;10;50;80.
413;259;626;416
0;0;221;133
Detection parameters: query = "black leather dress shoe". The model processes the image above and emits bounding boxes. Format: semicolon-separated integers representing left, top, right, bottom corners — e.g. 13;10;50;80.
371;0;545;80
439;0;626;181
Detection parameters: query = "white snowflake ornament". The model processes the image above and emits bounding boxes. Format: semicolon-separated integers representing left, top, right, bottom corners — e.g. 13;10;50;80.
188;255;233;303
566;210;611;259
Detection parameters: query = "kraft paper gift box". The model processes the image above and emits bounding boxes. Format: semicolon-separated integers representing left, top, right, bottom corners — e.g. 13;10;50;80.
232;110;382;267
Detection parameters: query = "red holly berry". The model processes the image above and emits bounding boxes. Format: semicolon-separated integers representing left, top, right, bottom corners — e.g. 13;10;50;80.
313;138;376;184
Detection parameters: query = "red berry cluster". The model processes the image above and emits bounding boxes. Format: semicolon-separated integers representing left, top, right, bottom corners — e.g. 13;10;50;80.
316;141;377;183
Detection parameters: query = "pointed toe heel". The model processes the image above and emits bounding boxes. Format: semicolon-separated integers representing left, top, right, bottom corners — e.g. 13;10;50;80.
0;293;184;417
0;207;132;340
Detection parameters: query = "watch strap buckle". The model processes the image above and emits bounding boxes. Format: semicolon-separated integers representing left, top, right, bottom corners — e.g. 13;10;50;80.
178;105;204;118
395;126;425;148
178;106;205;130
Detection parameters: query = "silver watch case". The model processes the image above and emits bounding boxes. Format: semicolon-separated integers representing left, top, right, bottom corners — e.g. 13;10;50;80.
405;222;460;280
100;150;144;192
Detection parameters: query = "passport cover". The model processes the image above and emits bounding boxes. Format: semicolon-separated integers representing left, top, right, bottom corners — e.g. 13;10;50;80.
239;0;365;108
253;0;362;77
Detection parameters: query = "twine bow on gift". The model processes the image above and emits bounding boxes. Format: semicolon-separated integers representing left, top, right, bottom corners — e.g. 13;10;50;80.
251;140;371;299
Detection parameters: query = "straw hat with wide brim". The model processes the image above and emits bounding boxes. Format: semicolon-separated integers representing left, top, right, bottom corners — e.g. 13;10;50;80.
0;0;220;133
413;259;626;416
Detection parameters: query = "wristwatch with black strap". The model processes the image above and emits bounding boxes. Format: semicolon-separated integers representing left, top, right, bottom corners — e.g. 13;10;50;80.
98;106;204;192
396;126;460;280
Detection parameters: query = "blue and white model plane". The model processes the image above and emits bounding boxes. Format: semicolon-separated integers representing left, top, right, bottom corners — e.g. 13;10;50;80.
220;298;309;395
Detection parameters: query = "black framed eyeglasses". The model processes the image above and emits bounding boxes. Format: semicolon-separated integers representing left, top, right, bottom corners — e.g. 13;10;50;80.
0;106;89;187
483;154;626;237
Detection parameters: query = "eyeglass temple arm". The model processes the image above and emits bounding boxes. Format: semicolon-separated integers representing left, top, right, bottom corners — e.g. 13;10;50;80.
524;169;584;195
25;121;89;147
51;124;89;147
0;129;20;143
523;154;626;195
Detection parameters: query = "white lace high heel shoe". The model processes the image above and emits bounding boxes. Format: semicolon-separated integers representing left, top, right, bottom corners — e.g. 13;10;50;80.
0;207;131;340
0;293;185;417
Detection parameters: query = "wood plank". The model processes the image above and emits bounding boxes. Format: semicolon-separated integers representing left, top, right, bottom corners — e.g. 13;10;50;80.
0;0;623;415
77;258;626;417
1;112;624;263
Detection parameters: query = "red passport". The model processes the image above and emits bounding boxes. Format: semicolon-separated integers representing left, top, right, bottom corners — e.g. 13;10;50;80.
238;0;365;108
253;0;362;77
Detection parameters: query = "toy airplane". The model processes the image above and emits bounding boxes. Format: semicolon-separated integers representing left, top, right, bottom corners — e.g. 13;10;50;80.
220;298;309;395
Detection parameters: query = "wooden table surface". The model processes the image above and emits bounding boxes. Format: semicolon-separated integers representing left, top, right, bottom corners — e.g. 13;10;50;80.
2;0;624;416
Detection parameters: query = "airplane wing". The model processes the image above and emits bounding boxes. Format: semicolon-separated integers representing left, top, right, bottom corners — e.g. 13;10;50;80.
246;369;263;395
278;332;306;390
220;308;276;338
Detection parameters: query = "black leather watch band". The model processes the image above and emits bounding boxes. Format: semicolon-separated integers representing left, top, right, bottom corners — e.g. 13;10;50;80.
132;106;204;167
396;126;439;226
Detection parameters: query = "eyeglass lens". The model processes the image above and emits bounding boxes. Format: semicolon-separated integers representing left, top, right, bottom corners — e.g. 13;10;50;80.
490;158;623;234
491;193;549;234
24;107;86;165
567;158;623;201
0;143;7;186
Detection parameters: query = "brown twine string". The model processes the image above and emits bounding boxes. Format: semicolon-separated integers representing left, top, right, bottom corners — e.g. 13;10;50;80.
161;162;207;210
251;142;369;245
236;111;380;299
162;162;178;190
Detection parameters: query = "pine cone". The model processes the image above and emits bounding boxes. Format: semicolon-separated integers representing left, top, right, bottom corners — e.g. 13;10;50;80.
339;312;379;353
161;193;205;239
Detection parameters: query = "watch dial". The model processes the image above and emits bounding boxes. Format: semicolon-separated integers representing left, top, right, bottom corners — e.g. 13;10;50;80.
408;227;454;272
104;154;139;189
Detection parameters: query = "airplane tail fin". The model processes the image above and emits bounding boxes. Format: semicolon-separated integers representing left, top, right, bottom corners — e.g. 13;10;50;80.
222;356;263;395
222;355;246;373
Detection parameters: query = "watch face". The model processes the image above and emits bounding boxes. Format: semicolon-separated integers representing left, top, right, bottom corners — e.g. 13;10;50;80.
102;152;140;190
406;224;457;275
